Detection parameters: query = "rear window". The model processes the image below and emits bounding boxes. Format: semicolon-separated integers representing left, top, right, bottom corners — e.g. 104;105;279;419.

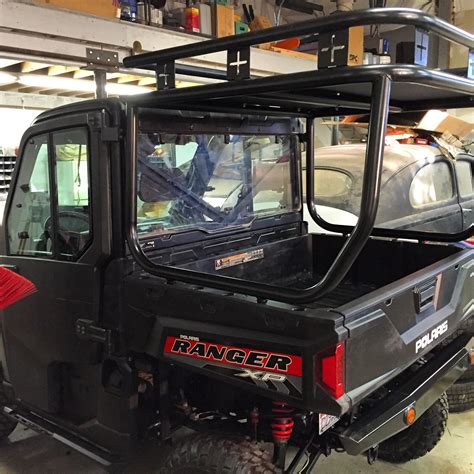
315;169;352;197
136;133;299;236
409;162;454;207
456;161;473;197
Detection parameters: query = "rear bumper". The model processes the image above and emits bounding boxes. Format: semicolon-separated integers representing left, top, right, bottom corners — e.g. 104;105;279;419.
338;336;470;455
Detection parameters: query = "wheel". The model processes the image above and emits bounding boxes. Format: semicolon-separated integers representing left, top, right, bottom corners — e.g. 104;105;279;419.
0;388;17;441
159;433;279;473
440;318;473;347
447;380;474;413
378;393;448;464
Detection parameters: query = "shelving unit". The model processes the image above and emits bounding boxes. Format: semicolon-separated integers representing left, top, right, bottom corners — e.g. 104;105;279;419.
0;0;316;78
0;154;16;196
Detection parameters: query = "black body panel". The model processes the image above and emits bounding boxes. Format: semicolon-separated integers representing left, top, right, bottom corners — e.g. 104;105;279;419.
338;335;471;455
121;232;473;416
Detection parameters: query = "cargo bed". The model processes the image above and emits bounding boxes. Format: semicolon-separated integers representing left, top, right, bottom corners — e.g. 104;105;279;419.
156;231;461;309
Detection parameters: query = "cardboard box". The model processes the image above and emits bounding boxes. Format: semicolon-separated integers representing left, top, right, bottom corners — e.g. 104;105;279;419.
249;16;272;31
417;110;473;139
34;0;117;18
199;3;212;36
347;26;363;66
214;5;234;38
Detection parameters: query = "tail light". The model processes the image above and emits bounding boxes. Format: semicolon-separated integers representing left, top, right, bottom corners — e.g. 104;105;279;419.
315;341;345;399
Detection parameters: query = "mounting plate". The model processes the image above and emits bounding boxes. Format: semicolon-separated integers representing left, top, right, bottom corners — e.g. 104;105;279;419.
86;48;119;70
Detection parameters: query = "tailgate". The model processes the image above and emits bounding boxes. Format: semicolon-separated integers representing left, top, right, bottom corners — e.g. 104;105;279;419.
340;248;474;406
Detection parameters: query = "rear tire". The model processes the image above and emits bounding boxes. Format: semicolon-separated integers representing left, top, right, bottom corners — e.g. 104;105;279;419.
447;380;474;413
441;318;473;347
378;393;448;464
0;388;17;441
159;433;279;473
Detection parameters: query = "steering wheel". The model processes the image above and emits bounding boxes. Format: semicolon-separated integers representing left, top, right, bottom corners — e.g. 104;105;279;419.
42;211;90;257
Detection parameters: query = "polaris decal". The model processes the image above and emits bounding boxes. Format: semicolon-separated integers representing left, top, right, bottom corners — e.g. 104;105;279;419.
164;336;302;376
415;320;448;353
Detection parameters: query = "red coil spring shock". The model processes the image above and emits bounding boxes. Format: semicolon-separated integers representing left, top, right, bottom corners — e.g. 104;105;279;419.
271;401;294;468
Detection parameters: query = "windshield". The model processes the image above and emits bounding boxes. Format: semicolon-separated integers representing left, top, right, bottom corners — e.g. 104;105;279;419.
136;132;299;237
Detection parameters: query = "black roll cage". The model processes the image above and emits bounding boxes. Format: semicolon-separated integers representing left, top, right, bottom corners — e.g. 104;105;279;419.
123;8;474;305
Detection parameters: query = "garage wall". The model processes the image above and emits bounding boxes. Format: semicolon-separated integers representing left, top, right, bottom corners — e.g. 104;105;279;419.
0;108;42;155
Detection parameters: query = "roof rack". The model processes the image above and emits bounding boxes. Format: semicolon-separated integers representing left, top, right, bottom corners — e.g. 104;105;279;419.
124;8;474;88
123;9;474;304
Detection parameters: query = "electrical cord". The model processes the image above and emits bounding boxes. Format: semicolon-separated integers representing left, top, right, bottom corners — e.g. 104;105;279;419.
275;0;286;27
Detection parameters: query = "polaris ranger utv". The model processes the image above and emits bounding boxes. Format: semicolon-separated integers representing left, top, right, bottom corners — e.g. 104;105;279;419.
1;8;473;473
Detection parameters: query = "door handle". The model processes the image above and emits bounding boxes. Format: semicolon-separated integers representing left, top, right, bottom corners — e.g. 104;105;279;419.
462;208;472;213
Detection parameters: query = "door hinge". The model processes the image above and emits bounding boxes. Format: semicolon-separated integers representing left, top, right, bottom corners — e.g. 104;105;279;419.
87;111;120;142
76;319;114;354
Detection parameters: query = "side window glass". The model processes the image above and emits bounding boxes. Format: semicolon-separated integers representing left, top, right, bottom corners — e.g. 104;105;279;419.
409;162;454;207
7;135;52;257
53;128;91;260
455;161;473;198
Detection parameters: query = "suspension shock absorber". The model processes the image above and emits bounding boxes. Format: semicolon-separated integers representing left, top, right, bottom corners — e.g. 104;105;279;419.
271;401;294;469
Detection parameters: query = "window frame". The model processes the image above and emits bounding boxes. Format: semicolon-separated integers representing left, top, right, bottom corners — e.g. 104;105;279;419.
6;126;93;261
455;159;474;199
135;111;303;245
51;126;93;261
6;134;52;258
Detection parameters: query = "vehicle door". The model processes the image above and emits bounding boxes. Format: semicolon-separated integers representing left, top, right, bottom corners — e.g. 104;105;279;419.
454;155;474;230
0;110;112;415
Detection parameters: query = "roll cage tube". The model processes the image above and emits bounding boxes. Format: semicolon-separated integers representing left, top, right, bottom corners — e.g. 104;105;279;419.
125;76;391;305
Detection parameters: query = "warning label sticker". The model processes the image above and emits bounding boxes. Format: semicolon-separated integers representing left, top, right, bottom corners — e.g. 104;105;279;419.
215;249;264;271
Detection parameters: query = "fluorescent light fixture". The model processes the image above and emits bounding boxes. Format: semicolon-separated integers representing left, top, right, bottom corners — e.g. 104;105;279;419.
19;74;94;92
0;72;17;86
18;74;153;96
107;82;151;96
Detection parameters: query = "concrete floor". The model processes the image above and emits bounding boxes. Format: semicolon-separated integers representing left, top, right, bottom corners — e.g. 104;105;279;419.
0;411;472;474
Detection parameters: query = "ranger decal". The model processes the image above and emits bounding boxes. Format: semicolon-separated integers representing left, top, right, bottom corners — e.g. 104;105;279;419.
163;336;302;376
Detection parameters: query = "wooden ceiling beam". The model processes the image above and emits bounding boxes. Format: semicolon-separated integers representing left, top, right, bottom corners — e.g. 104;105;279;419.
138;77;156;86
47;65;78;76
73;69;94;79
17;86;44;93
117;74;140;84
21;62;50;73
0;59;22;69
0;83;20;92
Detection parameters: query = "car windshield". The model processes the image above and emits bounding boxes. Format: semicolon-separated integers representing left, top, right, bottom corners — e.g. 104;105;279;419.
136;132;299;237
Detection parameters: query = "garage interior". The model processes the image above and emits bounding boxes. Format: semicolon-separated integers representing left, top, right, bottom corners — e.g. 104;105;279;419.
0;0;472;472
